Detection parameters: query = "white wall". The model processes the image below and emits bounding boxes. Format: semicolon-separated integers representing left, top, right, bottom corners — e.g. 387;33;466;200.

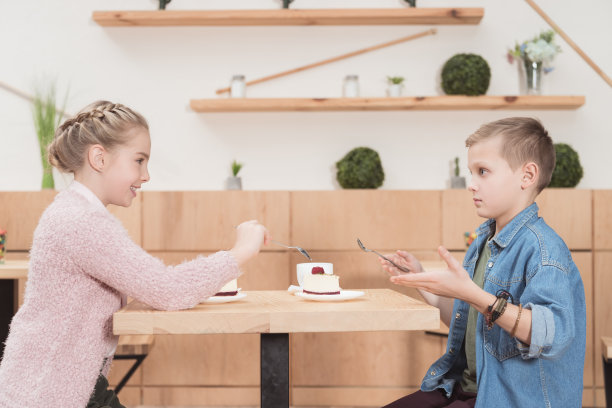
1;0;610;191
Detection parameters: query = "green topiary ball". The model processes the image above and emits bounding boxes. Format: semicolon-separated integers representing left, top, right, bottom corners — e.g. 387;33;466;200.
336;147;385;189
549;143;583;188
441;53;491;96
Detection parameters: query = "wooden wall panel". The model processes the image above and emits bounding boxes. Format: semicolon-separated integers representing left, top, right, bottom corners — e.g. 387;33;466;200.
573;252;594;388
141;191;290;251
291;191;441;251
442;190;483;250
537;189;592;250
594;252;612;388
143;386;258;406
0;191;56;250
594;190;612;250
0;191;141;249
442;189;592;251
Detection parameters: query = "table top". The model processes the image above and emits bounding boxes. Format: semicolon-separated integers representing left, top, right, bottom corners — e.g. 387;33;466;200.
0;260;28;279
113;289;440;335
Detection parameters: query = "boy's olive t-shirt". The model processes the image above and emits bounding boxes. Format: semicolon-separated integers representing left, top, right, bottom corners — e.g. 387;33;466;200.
460;240;491;393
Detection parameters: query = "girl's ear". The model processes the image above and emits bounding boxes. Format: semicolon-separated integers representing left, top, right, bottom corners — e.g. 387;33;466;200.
88;144;107;173
521;162;539;190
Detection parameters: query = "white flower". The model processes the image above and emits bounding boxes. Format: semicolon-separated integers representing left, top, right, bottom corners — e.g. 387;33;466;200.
525;38;559;62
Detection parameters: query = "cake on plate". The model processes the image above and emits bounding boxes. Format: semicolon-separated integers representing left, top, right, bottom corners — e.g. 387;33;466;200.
215;279;238;296
302;266;340;295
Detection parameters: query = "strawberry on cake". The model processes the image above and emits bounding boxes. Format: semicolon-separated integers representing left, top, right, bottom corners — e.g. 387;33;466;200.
302;266;340;295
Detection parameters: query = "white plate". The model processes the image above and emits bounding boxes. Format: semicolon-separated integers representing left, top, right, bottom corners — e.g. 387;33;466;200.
295;290;364;302
202;292;247;304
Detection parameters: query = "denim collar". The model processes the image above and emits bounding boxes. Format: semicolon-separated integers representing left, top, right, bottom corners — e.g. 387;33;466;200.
475;202;539;249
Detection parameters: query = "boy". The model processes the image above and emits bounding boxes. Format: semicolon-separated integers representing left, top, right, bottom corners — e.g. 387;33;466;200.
381;117;586;408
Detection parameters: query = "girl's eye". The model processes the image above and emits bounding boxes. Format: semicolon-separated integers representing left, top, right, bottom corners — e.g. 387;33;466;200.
136;159;144;164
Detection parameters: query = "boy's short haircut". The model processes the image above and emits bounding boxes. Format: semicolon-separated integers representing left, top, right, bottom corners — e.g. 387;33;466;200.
465;117;555;193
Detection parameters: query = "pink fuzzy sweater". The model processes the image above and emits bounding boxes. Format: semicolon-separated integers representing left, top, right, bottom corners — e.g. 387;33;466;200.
0;186;241;407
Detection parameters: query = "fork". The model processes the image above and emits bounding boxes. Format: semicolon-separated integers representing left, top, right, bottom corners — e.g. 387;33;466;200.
356;238;411;273
271;240;312;261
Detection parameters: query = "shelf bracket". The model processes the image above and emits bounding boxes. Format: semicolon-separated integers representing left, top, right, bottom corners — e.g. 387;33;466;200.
281;0;295;9
158;0;172;10
403;0;417;7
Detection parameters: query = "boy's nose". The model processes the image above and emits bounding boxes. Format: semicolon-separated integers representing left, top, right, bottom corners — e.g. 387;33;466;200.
468;180;478;192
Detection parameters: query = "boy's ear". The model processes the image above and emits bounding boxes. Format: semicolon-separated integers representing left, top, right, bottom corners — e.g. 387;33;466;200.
521;162;539;190
88;144;107;173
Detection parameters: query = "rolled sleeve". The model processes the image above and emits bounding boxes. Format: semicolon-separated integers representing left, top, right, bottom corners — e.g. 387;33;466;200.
517;303;555;359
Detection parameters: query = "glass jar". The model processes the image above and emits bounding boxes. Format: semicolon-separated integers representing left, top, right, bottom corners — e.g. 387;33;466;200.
230;75;246;98
343;75;360;98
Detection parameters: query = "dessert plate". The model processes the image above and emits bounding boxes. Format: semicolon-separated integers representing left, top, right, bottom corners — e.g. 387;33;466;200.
203;292;247;304
295;290;364;302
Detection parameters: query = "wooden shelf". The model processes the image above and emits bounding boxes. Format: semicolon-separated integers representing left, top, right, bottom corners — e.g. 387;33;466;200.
92;8;484;26
189;96;586;112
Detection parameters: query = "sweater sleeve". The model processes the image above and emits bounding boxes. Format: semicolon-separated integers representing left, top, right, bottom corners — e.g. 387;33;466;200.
66;209;242;311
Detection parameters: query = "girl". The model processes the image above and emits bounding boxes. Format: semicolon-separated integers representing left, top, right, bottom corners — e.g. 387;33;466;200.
0;101;269;407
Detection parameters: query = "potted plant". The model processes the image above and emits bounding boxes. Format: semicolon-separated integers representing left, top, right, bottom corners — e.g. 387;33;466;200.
226;160;243;190
336;147;385;189
32;83;66;190
386;76;405;97
450;157;466;189
507;30;561;95
548;143;583;187
441;53;491;96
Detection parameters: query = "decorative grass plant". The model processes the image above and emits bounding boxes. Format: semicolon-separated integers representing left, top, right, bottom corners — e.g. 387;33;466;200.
32;83;66;189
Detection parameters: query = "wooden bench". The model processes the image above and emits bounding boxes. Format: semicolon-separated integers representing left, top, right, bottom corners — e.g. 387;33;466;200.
113;334;155;394
603;336;612;408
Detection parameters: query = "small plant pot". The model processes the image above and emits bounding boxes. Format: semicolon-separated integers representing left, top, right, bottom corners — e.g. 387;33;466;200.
387;84;404;97
226;176;242;190
450;176;466;189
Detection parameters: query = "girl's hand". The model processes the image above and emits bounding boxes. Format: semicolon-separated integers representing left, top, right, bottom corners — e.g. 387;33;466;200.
389;246;474;301
378;250;424;276
230;220;270;265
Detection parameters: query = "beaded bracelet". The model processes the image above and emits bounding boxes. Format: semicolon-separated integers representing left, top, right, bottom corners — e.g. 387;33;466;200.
510;303;523;338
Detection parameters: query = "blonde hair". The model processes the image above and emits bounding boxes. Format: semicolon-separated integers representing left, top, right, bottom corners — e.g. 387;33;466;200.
48;100;149;173
465;117;555;193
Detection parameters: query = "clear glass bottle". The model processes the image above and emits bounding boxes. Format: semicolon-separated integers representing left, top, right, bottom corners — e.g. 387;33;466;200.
230;75;246;98
343;75;360;98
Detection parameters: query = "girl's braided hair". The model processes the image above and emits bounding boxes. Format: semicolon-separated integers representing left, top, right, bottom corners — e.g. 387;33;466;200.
48;100;148;173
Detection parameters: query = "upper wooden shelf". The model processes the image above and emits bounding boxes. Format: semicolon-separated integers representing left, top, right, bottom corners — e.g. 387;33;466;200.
92;8;484;26
189;96;586;112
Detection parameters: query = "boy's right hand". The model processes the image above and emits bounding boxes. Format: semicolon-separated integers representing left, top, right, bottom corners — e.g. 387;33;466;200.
230;220;270;265
379;250;424;276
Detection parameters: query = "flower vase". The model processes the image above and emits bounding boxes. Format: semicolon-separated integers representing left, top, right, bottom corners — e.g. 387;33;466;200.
522;58;543;95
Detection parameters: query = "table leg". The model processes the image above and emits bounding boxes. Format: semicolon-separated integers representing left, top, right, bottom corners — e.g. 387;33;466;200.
261;333;289;408
604;356;612;408
0;280;14;360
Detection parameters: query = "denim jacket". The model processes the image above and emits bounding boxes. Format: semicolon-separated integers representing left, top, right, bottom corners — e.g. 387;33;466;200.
421;203;586;408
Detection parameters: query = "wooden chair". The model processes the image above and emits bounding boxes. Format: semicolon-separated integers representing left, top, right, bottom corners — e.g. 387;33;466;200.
113;335;155;394
603;336;612;408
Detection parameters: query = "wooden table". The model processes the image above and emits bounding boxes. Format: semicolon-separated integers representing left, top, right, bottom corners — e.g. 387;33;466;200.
114;288;439;407
0;260;28;359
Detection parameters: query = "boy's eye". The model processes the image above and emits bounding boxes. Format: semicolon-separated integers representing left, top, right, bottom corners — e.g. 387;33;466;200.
479;168;487;175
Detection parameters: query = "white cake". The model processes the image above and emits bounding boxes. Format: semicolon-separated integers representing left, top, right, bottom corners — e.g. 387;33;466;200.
215;279;238;296
302;267;340;295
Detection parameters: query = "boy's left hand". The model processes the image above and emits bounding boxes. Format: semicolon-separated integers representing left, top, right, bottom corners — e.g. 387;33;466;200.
390;246;474;301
